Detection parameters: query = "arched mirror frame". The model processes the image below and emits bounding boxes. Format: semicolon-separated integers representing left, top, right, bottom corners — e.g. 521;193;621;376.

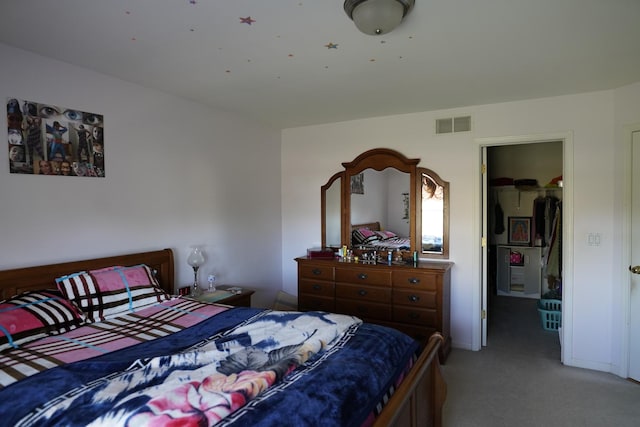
341;148;420;253
321;171;345;248
320;148;450;259
416;167;450;259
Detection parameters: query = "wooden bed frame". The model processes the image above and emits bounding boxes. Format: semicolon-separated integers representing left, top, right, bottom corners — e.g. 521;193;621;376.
0;249;175;299
351;221;389;248
0;248;445;427
352;221;383;232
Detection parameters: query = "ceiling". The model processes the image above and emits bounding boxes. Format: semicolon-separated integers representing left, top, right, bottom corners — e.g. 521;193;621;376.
1;1;639;129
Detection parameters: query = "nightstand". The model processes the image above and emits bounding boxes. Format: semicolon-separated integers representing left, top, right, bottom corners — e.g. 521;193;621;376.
189;285;254;307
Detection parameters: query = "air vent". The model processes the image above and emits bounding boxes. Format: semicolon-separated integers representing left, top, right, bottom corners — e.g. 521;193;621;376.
436;115;472;134
436;118;453;134
454;116;471;132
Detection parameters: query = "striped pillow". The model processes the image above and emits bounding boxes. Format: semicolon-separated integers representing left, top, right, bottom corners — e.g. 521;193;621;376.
56;264;170;322
375;230;397;240
352;227;381;245
0;290;85;352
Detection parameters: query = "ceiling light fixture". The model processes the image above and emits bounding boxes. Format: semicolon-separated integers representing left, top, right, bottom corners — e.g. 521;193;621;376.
344;0;415;36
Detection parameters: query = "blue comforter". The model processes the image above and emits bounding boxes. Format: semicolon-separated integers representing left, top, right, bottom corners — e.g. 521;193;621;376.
0;307;418;426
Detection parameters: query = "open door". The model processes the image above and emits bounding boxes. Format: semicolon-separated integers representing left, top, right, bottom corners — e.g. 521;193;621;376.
630;130;640;381
481;147;488;346
479;137;565;351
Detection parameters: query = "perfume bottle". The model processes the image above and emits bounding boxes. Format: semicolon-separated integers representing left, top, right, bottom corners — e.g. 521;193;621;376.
207;274;216;292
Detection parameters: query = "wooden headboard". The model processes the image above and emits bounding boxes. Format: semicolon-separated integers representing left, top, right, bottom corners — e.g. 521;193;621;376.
351;221;382;231
0;249;175;300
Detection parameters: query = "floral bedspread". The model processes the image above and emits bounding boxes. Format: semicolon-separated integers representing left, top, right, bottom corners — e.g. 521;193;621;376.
0;307;418;427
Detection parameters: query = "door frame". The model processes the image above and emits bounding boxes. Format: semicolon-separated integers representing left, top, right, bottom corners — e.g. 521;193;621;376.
621;123;640;378
476;132;573;365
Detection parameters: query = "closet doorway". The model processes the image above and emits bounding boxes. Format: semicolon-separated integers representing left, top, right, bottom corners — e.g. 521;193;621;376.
480;138;565;358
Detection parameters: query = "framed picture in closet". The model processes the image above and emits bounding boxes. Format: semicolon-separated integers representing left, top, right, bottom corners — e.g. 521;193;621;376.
508;216;531;246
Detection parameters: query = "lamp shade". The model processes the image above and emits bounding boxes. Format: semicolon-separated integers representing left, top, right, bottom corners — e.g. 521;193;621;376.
345;0;414;35
186;246;205;268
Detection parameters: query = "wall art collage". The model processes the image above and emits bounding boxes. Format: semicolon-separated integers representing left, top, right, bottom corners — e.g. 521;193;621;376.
7;98;104;177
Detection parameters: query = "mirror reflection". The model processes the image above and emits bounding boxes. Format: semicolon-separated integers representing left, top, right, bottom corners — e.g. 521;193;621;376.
350;168;411;249
419;168;449;258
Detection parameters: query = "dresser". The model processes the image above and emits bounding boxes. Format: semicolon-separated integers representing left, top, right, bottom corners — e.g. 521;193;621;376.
296;257;452;362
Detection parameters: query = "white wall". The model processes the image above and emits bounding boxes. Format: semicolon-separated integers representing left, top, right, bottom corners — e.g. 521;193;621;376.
282;86;639;374
0;43;283;308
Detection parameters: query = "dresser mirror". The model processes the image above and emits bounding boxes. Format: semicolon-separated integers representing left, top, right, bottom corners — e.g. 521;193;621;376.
350;168;411;239
417;167;450;259
321;171;343;248
320;148;450;260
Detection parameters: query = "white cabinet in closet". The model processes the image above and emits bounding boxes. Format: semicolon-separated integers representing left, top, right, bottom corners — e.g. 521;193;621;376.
496;245;542;299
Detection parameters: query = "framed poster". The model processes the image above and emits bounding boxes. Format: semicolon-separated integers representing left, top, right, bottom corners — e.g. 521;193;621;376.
350;172;364;194
508;216;531;246
7;97;104;177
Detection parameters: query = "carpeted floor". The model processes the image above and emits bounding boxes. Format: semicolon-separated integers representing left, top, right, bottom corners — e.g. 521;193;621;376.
441;295;640;427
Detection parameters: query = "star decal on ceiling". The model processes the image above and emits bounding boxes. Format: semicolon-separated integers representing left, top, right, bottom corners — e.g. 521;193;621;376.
240;16;256;25
325;42;338;49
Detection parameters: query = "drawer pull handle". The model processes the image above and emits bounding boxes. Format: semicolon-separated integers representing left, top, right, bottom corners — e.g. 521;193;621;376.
358;289;368;296
312;269;322;275
408;277;421;284
409;295;420;302
409;312;420;319
357;306;368;313
312;284;321;290
357;273;368;280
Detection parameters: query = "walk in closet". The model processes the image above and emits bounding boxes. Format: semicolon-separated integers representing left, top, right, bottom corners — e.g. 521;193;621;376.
487;142;563;300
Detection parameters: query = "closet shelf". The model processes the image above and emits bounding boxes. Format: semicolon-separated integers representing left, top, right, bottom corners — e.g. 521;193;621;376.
491;185;562;193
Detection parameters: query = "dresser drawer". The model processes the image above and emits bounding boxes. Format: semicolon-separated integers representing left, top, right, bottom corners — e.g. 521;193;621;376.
393;289;436;309
336;283;391;303
336;267;391;286
298;294;335;312
393;306;437;326
336;298;391;321
299;279;334;297
299;263;334;281
393;271;437;290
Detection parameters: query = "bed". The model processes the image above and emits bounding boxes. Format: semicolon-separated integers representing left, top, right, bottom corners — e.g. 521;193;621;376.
0;249;446;426
351;222;412;252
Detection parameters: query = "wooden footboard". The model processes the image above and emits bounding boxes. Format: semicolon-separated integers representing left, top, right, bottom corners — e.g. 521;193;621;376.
373;333;447;427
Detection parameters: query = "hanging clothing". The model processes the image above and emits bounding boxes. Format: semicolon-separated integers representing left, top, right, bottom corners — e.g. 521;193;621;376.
532;197;546;245
532;196;560;247
544;202;562;279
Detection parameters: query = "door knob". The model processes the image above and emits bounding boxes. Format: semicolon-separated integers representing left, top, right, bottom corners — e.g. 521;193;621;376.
629;265;640;274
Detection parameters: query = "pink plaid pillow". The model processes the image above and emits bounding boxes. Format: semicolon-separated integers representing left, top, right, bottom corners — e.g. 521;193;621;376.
375;230;397;240
0;290;85;351
352;227;381;245
56;264;170;322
